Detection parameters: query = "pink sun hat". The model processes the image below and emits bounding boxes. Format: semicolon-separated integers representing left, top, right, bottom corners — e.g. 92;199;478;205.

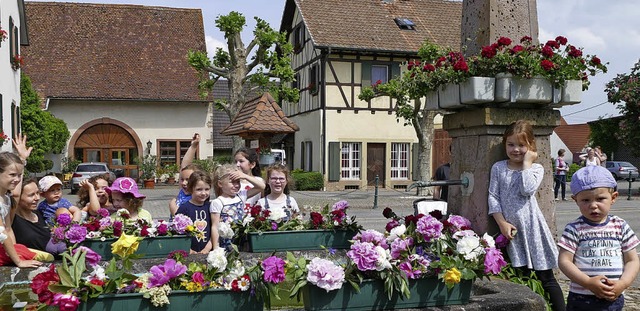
106;177;146;199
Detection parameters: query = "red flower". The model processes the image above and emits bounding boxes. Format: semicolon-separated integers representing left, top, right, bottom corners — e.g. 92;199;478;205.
157;223;168;235
84;220;100;232
541;59;556;71
568;45;582;58
89;278;105;287
497;37;512;46
541;46;554;58
382;207;394;219
520;36;533;43
555;36;568;45
231;279;241;292
30;264;59;305
544;40;560;49
310;212;323;229
453;59;468;72
481;45;497;58
140;225;149;237
422;64;435;71
590;56;602;66
331;209;345;222
510;45;524;54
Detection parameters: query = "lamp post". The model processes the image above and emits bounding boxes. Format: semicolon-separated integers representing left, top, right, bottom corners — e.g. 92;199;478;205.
146;140;152;156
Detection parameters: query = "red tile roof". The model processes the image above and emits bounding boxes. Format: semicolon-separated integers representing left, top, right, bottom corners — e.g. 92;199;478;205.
22;2;208;102
221;93;299;137
554;120;591;155
281;0;463;53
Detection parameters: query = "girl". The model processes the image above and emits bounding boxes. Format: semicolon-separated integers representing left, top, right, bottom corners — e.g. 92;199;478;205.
255;164;299;221
210;164;265;250
106;177;153;224
0;134;42;267
488;120;565;311
176;170;213;254
580;147;600;166
169;133;200;219
234;147;263;207
77;173;114;216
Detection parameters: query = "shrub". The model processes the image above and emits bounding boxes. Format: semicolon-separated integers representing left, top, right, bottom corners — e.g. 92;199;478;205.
566;163;582;182
291;170;323;191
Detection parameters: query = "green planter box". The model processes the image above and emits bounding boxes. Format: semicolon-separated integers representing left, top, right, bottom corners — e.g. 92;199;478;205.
82;235;190;260
78;289;262;311
247;229;357;252
302;278;472;311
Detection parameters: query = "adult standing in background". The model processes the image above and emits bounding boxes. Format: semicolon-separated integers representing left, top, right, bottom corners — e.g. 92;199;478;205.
554;149;569;201
594;146;607;167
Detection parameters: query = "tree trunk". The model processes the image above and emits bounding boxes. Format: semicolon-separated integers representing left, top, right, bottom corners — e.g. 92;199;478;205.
412;109;436;196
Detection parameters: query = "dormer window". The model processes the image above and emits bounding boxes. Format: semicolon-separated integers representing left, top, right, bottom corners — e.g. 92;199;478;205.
394;17;415;30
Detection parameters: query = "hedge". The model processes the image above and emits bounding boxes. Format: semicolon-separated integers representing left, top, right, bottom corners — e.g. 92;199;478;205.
291;170;323;191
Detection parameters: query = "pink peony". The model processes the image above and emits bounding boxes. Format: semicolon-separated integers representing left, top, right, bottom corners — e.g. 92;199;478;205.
261;256;286;284
306;258;345;292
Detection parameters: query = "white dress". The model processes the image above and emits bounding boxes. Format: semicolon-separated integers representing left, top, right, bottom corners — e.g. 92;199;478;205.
488;160;558;270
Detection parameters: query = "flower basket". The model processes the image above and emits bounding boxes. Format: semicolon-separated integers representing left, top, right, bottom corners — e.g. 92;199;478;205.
438;83;463;109
551;79;582;107
302;278;472;311
77;288;263;311
81;235;190;260
424;90;440;110
459;76;496;104
246;229;357;252
510;76;553;104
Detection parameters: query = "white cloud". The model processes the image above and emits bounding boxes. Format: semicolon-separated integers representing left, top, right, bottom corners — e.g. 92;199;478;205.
205;35;227;56
564;28;606;51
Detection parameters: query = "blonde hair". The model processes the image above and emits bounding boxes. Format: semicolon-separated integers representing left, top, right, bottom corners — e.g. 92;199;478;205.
502;120;537;152
212;164;238;197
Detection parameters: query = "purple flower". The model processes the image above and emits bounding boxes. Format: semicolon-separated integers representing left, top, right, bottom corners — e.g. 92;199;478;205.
98;217;112;229
385;220;400;233
52;227;66;243
353;229;388;249
171;214;193;234
331;200;349;211
416;215;443;242
271;222;278;231
390;237;413;259
447;215;472;231
148;259;187;287
346;241;379;271
398;261;421;279
73;246;102;267
65;224;87;244
484;247;507;274
261;256;286;284
306;257;345;292
495;234;509;249
97;208;110;218
56;213;72;227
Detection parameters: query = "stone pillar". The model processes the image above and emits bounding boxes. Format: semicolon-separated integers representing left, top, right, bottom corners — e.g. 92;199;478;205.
443;108;560;235
461;0;539;55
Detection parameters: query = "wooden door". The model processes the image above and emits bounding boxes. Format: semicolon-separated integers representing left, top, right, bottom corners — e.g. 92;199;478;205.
367;143;386;187
432;129;452;175
84;149;103;162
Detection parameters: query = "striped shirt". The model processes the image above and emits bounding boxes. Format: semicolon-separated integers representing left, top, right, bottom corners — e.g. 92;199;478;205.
558;215;640;295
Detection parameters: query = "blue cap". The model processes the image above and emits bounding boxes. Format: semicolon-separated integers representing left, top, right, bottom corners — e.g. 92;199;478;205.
570;165;616;195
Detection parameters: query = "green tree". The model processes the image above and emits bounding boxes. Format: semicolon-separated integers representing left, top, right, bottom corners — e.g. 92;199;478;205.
188;12;299;150
605;60;640;156
588;117;619;156
20;74;71;173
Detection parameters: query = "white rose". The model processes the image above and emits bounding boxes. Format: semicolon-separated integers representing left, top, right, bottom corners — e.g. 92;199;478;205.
374;246;392;271
482;233;495;248
456;235;484;260
387;224;406;242
218;222;235;239
242;215;255;226
268;208;287;221
207;248;228;271
226;260;246;279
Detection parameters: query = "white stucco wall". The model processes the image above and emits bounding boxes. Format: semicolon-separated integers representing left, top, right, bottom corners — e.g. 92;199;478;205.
45;100;213;172
290;110;323;172
550;131;573;164
0;2;22;152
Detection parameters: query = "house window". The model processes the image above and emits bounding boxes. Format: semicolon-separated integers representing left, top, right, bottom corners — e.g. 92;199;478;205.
341;142;361;180
158;140;196;167
371;65;389;85
391;143;409;180
309;64;319;96
394;17;416;30
11;102;20;137
293;24;305;53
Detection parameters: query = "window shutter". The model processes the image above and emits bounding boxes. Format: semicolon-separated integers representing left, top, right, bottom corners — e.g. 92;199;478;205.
411;143;419;181
391;62;401;79
361;62;371;88
308;142;313;171
9;18;14;61
328;142;340;181
300;141;305;171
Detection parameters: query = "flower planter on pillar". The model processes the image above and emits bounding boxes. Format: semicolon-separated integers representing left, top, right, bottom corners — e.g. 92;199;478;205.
551;79;582;107
302;278;472;311
459;77;496;104
494;73;512;102
438;83;463;109
510;76;553;104
424;90;440;110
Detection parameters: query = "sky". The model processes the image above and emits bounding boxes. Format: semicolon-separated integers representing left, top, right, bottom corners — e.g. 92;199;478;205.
26;0;640;124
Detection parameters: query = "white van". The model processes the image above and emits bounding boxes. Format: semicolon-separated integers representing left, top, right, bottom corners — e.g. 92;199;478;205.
271;149;286;165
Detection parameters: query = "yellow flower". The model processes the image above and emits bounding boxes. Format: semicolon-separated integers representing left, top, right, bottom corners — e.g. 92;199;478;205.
443;267;461;286
111;233;140;258
186;225;195;232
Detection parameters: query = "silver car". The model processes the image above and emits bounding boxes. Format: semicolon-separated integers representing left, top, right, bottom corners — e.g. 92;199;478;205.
70;162;116;193
605;161;639;181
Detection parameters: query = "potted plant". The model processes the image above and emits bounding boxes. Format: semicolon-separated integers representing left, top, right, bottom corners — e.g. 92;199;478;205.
137;155;157;188
163;164;179;184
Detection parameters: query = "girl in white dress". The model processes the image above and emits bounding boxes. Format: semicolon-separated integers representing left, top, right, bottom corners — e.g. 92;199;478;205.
488;120;565;311
255;164;299;221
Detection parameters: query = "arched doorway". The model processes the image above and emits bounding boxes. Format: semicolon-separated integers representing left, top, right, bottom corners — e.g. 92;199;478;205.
69;119;143;178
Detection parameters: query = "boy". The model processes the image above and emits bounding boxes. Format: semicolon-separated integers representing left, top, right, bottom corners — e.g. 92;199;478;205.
37;176;79;224
558;165;640;310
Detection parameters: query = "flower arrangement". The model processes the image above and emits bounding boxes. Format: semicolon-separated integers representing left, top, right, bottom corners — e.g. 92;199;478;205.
0;132;8;145
51;208;195;246
470;36;607;90
0;27;6;42
11;54;23;71
283;208;507;301
233;200;362;243
29;239;253;311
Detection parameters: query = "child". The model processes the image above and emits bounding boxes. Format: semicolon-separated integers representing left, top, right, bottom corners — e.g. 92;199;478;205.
176;170;213;254
77;174;114;215
169;133;200;219
487;120;565;311
106;177;153;224
210;164;265;250
234;147;263;207
0;134;42;267
553;148;569;201
558;165;639;310
36;175;79;224
255;164;299;221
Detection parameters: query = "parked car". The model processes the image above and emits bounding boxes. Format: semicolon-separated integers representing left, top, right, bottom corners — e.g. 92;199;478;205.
605;161;639;181
70;162;116;193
